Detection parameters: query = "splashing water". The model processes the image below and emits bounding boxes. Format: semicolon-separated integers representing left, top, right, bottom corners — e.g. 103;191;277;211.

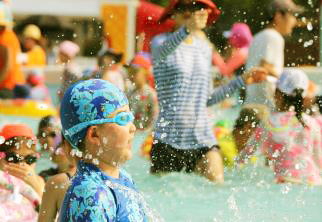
105;180;164;222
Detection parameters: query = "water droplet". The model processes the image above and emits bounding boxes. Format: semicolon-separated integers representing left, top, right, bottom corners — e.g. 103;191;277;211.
306;22;313;31
0;136;5;144
92;158;99;165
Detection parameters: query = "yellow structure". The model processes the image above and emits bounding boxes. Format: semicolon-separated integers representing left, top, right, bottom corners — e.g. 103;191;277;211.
100;0;137;62
0;100;57;118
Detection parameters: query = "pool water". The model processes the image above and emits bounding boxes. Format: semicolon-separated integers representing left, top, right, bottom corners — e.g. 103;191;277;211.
1;84;321;221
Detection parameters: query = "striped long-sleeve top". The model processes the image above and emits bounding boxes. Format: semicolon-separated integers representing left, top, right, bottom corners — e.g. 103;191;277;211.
151;26;245;149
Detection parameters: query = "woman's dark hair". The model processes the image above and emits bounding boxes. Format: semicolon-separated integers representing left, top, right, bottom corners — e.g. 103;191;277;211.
315;95;322;114
234;108;261;130
38;115;56;131
281;88;306;127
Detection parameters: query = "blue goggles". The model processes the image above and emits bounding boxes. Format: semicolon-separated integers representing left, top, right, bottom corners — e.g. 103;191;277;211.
65;111;135;137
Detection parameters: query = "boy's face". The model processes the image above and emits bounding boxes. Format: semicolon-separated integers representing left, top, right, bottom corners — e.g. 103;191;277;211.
131;68;147;87
94;105;136;166
276;11;297;35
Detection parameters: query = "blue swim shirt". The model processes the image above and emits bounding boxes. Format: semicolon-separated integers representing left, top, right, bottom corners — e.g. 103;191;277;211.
59;161;147;222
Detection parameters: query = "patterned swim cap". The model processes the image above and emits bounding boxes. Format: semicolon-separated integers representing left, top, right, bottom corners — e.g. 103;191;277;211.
60;79;129;148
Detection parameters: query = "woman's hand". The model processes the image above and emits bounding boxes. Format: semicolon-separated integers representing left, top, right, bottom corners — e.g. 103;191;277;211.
242;67;268;85
4;163;45;197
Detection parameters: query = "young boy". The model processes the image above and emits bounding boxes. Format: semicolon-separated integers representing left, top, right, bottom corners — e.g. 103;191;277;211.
59;79;147;221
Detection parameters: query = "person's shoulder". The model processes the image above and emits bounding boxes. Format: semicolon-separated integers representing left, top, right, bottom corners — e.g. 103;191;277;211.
120;169;135;184
46;172;70;187
253;28;282;42
151;33;169;49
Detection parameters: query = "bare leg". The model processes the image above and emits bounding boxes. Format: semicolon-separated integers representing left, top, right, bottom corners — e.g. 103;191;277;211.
195;150;224;183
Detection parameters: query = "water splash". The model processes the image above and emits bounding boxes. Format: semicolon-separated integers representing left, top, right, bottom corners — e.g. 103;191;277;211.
105;180;164;222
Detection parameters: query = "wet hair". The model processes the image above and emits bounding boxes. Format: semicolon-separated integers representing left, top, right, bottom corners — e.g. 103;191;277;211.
38;115;56;135
315;95;322;114
279;88;306;127
234;108;261;130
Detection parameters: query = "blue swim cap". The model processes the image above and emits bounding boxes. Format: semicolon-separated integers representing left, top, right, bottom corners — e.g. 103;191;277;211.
60;79;129;148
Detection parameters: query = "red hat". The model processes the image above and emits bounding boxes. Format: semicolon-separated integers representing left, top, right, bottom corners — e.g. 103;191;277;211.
0;124;37;144
158;0;221;25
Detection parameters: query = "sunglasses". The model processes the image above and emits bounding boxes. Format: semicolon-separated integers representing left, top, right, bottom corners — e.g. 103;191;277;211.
5;152;38;165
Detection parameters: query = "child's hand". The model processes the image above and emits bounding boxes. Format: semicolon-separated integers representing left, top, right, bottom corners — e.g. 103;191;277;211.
4;163;44;196
242;67;268;85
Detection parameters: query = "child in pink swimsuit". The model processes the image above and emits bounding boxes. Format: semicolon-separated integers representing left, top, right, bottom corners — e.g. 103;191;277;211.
0;124;44;221
239;68;322;185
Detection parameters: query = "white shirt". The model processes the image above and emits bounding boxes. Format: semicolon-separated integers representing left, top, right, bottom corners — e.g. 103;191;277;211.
244;28;284;108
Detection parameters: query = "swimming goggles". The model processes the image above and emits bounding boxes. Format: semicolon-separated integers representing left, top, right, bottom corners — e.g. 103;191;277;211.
66;111;135;137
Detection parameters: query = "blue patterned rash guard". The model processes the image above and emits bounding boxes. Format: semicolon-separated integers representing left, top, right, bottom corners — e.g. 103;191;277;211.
59;161;147;222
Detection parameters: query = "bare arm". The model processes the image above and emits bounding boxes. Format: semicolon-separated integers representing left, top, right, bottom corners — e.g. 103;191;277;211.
38;174;69;222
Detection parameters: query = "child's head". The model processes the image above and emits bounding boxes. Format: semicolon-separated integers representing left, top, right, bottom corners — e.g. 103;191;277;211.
275;68;309;127
13;84;31;99
0;124;38;167
129;53;154;88
37;115;61;152
58;41;80;63
127;65;148;88
97;49;123;70
267;0;303;36
23;24;41;50
60;79;136;166
224;23;253;49
26;68;45;87
233;106;265;152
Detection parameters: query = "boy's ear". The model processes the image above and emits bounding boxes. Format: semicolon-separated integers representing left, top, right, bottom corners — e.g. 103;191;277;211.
86;126;100;146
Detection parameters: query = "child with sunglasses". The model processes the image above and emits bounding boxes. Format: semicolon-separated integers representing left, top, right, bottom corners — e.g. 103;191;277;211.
0;124;45;221
59;79;148;221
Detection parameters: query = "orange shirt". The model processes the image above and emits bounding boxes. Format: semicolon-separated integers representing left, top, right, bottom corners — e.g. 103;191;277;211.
0;29;25;90
25;45;46;67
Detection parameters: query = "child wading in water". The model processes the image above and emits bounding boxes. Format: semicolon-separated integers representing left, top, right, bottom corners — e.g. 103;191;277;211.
239;69;322;185
59;79;148;221
127;60;158;131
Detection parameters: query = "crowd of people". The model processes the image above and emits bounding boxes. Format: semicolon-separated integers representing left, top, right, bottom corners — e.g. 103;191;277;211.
0;0;321;221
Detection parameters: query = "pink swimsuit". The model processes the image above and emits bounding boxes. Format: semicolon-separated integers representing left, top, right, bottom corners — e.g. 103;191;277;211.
0;170;40;221
240;112;322;185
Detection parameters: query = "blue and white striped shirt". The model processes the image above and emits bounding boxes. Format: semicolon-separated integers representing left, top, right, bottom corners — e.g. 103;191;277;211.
151;27;244;149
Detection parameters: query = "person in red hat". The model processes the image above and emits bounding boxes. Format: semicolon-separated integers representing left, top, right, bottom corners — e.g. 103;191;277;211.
150;0;268;183
0;124;45;221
